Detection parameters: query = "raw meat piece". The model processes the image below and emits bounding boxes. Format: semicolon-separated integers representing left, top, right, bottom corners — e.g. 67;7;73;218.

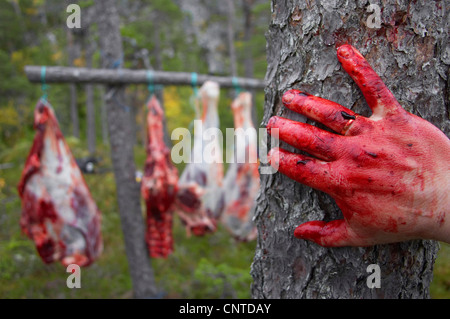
141;95;178;258
17;99;102;266
175;81;223;236
221;92;259;241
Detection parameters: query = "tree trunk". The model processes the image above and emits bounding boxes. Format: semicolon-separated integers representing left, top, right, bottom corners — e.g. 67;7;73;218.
227;0;238;78
100;85;109;146
66;29;80;139
85;33;96;155
83;5;97;155
150;21;170;147
176;0;229;74
69;83;79;138
251;0;449;299
242;0;258;126
242;0;255;80
95;0;158;299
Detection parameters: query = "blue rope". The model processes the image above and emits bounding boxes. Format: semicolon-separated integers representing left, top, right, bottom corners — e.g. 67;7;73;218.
188;72;200;132
232;76;241;96
41;66;48;101
147;70;155;95
145;70;164;107
191;72;199;97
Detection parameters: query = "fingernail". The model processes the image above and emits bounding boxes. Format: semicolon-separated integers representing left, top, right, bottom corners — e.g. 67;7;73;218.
266;116;277;132
267;148;275;165
341;111;356;120
337;45;354;59
267;147;280;166
282;91;296;104
296;159;309;165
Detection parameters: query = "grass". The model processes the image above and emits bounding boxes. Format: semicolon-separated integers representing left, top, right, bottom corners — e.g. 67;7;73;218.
0;138;449;299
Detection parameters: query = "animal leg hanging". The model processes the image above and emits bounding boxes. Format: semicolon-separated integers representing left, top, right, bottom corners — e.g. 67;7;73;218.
221;92;259;241
175;81;224;236
18;99;103;266
141;95;178;258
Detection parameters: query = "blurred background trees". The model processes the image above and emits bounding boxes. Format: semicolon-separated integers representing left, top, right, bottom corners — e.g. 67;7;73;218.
0;0;271;153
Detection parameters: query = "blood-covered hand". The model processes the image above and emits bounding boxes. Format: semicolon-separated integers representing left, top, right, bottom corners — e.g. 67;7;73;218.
267;44;450;247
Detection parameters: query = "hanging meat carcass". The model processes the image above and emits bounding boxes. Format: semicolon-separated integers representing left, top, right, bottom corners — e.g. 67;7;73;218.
221;92;259;241
175;81;224;236
17;99;102;267
141;95;178;258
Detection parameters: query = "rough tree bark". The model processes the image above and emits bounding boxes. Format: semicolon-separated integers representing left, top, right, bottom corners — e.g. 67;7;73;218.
251;0;449;299
227;0;238;78
242;0;259;127
95;0;158;299
85;44;96;155
149;16;170;147
83;4;97;155
243;0;255;80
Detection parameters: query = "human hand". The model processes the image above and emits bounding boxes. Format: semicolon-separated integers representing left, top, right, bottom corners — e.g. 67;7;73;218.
267;44;450;247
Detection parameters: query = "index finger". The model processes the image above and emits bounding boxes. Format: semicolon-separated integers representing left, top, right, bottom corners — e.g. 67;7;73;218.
282;89;360;134
337;45;403;119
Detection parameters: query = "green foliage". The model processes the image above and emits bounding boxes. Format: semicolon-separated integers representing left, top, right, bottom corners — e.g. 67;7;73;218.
0;103;23;146
78;0;95;9
193;258;252;299
0;50;30;101
144;0;182;18
0;139;32;164
430;243;450;299
0;0;72;149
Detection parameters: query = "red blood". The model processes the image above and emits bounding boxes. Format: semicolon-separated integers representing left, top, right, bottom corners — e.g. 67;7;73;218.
176;187;202;213
141;96;179;258
175;81;223;236
267;45;450;247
